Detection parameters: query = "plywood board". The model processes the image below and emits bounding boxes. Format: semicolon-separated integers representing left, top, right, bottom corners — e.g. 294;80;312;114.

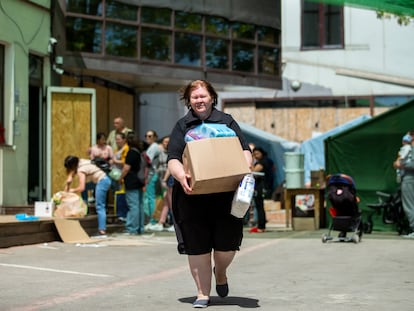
51;93;92;196
47;87;96;199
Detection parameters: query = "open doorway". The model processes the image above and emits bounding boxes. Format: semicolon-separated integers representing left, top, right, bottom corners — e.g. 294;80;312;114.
28;54;44;203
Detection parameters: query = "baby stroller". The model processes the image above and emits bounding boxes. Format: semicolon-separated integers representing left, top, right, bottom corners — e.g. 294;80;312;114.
366;189;408;235
322;174;363;243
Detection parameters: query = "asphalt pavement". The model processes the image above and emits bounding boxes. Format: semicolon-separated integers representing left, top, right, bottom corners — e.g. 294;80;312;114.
0;227;413;311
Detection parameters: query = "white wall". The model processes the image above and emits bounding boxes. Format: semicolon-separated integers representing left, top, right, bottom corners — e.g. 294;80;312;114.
282;0;414;97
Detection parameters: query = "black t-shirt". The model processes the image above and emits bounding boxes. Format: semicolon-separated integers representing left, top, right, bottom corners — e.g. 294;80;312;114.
124;148;143;189
254;157;270;188
167;108;251;163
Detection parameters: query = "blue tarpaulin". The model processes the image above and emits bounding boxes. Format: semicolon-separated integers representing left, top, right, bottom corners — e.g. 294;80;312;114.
239;122;300;189
300;115;371;184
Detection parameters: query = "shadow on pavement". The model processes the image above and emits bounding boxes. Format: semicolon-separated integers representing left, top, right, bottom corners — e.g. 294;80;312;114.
179;296;260;308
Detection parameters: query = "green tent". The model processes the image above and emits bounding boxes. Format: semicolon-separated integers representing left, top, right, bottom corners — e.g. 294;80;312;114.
324;100;414;232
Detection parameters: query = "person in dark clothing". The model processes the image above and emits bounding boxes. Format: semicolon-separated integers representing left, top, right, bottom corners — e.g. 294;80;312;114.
167;79;252;308
119;135;145;235
250;147;270;233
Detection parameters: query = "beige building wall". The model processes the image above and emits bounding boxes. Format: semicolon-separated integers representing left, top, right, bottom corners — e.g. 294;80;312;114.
225;105;390;142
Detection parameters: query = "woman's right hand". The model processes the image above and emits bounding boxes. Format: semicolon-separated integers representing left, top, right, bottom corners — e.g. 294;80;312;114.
168;159;193;194
179;172;193;194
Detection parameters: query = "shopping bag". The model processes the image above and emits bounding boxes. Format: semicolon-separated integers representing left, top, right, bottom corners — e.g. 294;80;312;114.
114;189;128;218
152;196;164;221
52;192;87;218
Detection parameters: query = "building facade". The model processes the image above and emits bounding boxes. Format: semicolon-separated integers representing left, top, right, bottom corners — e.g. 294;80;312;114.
2;0;412;206
224;0;414;142
0;0;52;206
0;0;282;206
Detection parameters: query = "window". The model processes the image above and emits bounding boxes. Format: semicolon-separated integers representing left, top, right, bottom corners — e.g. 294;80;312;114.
141;28;171;62
259;46;279;75
232;42;255;73
257;26;279;45
66;17;102;53
206;37;229;69
175;12;202;31
205;16;229;36
232;22;255;40
105;23;137;57
257;25;280;75
174;33;201;66
66;0;102;16
141;7;171;26
105;0;137;21
64;2;281;78
302;1;343;49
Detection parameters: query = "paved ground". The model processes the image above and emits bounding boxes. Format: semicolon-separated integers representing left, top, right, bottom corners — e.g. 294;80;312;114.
0;227;413;311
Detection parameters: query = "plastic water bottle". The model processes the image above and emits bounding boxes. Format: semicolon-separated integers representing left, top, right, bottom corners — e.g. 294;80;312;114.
237;174;256;204
231;174;256;218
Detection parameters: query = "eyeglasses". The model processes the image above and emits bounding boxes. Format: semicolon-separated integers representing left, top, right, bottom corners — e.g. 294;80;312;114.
145;134;153;138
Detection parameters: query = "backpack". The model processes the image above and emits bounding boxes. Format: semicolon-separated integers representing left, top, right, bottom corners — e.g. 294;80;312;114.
131;148;152;186
91;157;111;174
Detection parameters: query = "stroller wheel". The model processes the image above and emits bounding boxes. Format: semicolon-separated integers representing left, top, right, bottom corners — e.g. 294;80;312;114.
352;234;360;243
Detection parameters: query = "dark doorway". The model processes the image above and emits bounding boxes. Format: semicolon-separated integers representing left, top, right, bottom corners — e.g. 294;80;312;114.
28;55;44;203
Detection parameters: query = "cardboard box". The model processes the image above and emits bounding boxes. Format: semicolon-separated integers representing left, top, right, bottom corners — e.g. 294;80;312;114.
293;217;316;230
264;200;281;212
183;137;250;194
264;201;286;225
34;201;53;217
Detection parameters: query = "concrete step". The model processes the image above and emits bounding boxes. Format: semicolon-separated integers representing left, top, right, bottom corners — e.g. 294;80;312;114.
0;205;125;248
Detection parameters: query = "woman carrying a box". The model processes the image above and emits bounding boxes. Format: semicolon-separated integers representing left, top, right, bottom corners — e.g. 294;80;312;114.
167;80;252;308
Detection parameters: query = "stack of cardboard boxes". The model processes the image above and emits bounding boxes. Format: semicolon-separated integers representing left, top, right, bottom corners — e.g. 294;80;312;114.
264;200;286;227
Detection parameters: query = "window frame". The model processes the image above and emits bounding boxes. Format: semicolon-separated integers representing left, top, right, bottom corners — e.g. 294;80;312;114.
301;0;344;50
64;1;281;78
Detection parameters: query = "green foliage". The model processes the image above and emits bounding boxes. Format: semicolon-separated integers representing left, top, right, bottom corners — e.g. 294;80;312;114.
376;11;413;26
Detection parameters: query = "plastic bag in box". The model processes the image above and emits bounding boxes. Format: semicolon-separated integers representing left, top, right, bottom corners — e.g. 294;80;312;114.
185;123;236;142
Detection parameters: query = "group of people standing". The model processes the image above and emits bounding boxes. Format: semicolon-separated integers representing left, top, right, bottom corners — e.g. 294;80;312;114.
64;117;174;238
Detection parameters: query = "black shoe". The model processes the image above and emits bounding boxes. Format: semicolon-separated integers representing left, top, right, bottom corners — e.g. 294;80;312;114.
216;283;229;298
213;267;229;297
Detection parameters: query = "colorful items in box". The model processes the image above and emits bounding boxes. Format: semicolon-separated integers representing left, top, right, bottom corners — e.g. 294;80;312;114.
184;123;236;142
